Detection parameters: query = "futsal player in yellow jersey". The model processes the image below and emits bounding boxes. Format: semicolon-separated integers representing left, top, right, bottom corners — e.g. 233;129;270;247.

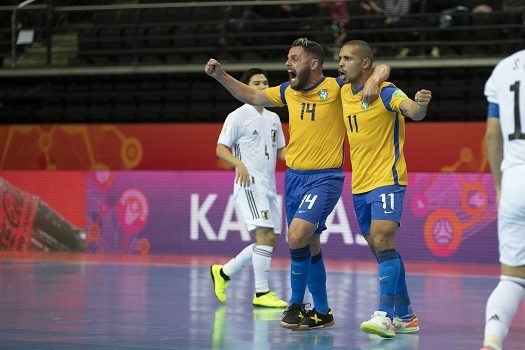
338;40;432;338
264;73;346;171
205;38;391;330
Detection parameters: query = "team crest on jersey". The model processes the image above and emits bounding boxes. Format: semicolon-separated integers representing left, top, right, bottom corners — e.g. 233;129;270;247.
318;89;328;101
361;101;369;110
261;210;270;220
271;129;277;142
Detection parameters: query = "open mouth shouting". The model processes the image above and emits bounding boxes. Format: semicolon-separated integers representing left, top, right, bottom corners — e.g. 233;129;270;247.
288;69;298;84
338;68;347;82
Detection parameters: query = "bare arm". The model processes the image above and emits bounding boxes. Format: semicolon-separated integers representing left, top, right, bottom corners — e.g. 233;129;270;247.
485;117;503;202
399;89;432;121
205;59;274;107
362;64;391;103
216;143;250;187
277;146;286;162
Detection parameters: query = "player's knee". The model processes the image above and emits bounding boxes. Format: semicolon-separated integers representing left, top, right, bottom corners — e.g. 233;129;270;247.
255;233;278;248
370;231;396;251
287;230;309;249
255;229;277;247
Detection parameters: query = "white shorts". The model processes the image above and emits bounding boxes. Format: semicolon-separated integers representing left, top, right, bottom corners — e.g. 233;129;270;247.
235;189;282;234
499;164;525;266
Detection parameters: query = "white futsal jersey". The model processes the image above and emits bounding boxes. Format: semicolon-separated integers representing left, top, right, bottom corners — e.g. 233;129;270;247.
218;104;285;232
218;104;285;195
484;49;525;266
485;49;525;171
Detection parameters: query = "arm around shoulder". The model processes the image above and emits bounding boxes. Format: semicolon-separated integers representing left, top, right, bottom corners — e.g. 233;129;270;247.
362;64;391;103
372;64;391;83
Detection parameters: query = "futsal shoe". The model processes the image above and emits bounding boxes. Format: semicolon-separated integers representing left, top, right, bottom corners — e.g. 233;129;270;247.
210;264;229;303
252;291;287;308
360;311;396;338
393;314;420;333
295;308;335;331
280;303;307;329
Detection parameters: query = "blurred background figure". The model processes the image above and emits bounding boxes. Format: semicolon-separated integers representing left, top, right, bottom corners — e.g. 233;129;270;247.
0;177;85;252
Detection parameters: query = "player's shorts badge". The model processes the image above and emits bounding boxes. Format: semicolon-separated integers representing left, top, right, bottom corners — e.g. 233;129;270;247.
318;89;328;101
261;210;270;220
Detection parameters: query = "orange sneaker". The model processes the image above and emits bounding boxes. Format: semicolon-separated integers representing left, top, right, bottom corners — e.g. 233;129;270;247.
393;314;419;333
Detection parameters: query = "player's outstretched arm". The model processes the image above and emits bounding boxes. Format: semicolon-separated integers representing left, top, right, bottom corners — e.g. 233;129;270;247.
205;59;274;107
400;89;432;121
362;64;391;103
216;143;250;187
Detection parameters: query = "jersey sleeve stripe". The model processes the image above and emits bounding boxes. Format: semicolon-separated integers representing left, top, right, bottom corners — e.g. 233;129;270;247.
380;85;397;112
487;102;500;118
280;82;290;105
391;112;401;184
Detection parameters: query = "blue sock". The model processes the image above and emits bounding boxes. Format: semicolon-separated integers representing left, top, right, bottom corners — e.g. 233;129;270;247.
307;251;329;314
377;249;401;319
394;257;414;318
289;246;311;305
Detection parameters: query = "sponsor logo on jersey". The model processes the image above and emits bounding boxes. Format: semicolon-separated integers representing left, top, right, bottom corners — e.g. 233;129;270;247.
252;130;259;135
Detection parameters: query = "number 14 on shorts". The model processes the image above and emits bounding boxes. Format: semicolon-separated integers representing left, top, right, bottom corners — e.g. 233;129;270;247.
299;194;318;212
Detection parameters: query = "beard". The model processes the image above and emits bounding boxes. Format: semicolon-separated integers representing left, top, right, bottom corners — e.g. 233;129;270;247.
289;71;310;91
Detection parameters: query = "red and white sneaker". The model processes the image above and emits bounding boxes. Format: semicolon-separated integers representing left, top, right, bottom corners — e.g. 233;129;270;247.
393;314;420;333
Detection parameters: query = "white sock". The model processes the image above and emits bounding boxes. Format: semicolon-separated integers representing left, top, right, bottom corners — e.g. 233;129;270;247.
483;275;525;350
252;244;274;293
222;243;254;277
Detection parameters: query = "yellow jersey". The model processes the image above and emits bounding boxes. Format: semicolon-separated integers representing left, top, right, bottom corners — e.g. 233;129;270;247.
341;82;411;194
265;77;346;170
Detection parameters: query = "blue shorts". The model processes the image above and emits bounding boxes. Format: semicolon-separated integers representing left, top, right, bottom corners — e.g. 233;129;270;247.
284;168;344;234
352;185;406;236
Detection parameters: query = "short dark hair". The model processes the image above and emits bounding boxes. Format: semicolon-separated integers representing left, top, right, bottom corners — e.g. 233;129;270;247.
292;37;325;65
342;40;374;62
240;68;269;85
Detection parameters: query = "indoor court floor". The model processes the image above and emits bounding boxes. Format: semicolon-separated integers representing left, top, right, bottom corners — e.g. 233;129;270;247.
0;253;524;350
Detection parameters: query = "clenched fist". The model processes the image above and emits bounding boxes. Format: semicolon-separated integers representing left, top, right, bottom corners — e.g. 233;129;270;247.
205;58;224;78
414;89;432;107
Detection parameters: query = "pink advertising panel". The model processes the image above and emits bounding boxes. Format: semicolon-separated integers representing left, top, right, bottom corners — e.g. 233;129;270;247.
85;171;498;263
